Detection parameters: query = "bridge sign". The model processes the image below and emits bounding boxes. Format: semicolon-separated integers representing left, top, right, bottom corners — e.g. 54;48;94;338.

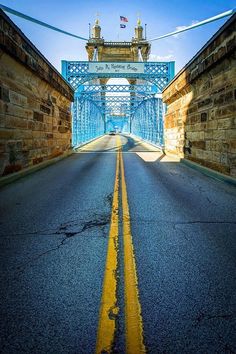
88;62;145;74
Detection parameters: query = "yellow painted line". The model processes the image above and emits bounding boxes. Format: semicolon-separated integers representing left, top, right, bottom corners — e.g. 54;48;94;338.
119;137;146;354
95;137;120;354
96;135;145;353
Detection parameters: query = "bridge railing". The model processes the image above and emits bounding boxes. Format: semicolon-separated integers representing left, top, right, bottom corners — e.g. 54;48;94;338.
131;97;165;147
72;98;104;147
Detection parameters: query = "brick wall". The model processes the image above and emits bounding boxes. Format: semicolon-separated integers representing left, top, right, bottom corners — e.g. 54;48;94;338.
0;10;74;176
162;14;236;177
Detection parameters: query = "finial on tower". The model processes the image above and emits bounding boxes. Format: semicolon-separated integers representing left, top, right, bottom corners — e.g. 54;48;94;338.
135;13;143;40
92;13;101;39
95;12;100;25
137;12;141;26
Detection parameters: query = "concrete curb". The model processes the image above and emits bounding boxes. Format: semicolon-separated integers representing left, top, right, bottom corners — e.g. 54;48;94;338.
0;150;74;188
73;135;104;151
0;135;105;188
181;158;236;186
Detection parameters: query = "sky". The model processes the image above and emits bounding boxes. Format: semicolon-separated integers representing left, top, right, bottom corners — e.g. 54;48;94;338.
1;0;235;76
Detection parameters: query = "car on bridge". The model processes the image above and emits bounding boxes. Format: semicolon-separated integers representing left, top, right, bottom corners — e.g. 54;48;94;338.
109;130;116;135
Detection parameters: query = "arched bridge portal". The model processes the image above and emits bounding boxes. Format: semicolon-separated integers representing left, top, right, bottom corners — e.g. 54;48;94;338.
61;20;175;147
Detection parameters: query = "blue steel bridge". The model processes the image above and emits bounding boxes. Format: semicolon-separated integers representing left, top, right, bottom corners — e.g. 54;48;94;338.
1;6;236;354
61;60;175;147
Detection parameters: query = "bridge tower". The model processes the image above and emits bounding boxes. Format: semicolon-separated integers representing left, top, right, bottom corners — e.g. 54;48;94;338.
62;19;174;147
86;19;151;62
85;19;152;134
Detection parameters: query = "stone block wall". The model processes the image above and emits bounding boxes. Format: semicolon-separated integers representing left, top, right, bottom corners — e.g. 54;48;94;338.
0;10;74;176
162;14;236;177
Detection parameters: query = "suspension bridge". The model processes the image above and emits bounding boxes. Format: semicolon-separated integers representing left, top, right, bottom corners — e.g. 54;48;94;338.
0;5;236;354
0;4;234;152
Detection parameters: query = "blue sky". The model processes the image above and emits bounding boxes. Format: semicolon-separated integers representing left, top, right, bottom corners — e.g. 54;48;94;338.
1;0;235;75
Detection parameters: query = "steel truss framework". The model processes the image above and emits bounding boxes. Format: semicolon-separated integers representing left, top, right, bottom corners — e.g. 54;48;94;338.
78;96;148;114
62;61;175;147
77;84;158;95
106;115;129;133
72;98;104;146
62;61;174;90
132;98;165;145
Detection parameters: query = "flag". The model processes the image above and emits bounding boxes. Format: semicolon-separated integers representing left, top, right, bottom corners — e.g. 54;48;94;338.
120;24;126;29
120;16;128;22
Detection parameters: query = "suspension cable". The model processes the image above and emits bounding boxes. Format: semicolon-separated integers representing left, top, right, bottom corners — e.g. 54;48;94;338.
1;4;234;43
147;8;235;42
0;4;88;41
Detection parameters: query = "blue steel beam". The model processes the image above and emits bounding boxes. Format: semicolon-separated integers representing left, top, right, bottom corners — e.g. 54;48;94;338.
82;96;146;115
79;84;158;94
62;61;175;91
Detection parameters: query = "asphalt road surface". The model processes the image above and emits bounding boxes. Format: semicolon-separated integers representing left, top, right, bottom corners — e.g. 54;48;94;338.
0;134;236;354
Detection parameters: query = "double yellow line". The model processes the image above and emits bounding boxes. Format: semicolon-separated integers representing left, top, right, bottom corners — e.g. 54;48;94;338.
96;136;146;354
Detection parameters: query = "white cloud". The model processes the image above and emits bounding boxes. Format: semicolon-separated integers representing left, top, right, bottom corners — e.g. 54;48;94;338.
149;53;174;61
173;20;199;38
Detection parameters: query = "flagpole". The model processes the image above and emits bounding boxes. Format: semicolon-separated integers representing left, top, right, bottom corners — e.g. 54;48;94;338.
118;12;119;41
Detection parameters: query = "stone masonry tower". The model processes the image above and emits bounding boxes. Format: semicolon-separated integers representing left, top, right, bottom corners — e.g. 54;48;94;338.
86;19;151;62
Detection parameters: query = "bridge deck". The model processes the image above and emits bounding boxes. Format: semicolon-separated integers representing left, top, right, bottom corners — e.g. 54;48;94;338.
0;135;235;353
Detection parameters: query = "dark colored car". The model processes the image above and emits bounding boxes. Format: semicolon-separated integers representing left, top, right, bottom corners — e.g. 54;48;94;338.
109;130;116;135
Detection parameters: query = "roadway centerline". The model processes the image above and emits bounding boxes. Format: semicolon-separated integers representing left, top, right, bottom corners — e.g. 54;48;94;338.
96;135;146;353
95;144;120;354
119;137;146;354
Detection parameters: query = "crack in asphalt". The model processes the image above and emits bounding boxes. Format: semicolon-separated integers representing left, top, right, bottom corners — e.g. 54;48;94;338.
57;217;111;243
194;311;236;324
2;216;235;238
105;192;113;209
192;310;236;354
16;213;110;273
172;221;236;225
118;219;236;225
173;222;189;242
3;213;111;238
167;169;227;206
